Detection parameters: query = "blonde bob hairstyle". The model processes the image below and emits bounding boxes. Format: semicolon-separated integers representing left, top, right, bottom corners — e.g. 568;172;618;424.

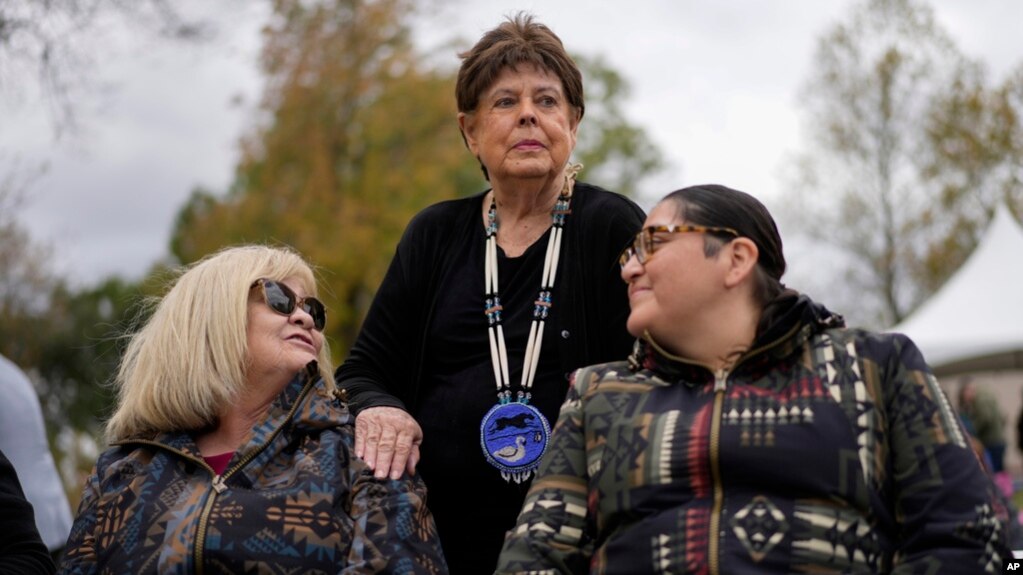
105;245;334;443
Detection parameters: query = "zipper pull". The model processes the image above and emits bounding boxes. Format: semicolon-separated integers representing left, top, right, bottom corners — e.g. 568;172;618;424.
713;369;728;392
212;475;227;493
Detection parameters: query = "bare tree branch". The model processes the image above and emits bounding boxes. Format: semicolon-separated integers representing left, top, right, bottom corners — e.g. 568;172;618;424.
0;0;214;134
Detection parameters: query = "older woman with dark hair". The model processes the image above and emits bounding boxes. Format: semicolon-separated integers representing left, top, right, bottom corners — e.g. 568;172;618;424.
59;245;446;574
335;13;644;573
497;185;1014;573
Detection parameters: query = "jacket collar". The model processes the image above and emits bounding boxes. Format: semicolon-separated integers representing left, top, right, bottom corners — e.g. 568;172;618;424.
151;361;349;459
244;360;349;448
628;290;844;383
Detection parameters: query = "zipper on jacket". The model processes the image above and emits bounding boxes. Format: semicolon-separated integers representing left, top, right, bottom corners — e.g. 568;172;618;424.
193;374;320;575
705;329;799;574
708;369;727;575
711;323;807;573
645;322;806;574
193;482;220;575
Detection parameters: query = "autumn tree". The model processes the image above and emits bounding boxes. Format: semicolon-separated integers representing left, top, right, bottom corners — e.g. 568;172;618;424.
170;0;479;356
784;0;973;327
170;0;663;357
915;63;1023;293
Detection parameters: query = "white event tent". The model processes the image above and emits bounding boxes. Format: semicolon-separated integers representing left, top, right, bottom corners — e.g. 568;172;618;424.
890;205;1023;377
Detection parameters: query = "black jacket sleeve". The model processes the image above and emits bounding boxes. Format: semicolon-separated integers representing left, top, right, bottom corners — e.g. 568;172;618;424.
0;449;56;575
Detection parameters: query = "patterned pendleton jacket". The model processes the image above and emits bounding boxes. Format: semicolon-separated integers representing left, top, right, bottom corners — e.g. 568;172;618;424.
60;363;448;575
496;293;1013;574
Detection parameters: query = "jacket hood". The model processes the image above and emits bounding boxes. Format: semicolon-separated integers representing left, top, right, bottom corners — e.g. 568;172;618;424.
755;289;844;345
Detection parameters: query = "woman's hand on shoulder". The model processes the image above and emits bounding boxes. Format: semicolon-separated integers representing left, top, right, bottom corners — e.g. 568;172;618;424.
354;406;423;480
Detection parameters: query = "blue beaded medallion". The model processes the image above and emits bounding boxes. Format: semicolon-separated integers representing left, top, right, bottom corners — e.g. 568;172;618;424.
480;401;551;483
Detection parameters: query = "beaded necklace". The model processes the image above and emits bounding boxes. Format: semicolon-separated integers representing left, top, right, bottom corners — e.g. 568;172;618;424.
479;164;579;483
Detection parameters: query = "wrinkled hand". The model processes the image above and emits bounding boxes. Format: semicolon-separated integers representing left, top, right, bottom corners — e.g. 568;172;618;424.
354;406;423;480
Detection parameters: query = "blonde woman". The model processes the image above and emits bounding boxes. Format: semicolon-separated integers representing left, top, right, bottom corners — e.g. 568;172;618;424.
60;245;447;574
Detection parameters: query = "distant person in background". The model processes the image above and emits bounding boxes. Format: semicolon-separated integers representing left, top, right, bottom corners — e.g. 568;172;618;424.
0;354;73;561
1016;387;1023;468
959;377;1008;473
0;447;55;574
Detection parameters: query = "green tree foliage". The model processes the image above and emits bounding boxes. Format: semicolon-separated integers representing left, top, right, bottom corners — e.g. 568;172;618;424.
31;278;155;437
916;63;1023;293
785;0;975;327
34;277;158;505
170;0;663;358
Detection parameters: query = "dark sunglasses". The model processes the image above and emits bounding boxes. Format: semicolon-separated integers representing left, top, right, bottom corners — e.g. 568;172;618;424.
619;224;740;269
251;278;326;331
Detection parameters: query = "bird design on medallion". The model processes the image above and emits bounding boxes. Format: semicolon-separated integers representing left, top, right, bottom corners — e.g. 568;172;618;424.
494;436;527;463
480;402;551;483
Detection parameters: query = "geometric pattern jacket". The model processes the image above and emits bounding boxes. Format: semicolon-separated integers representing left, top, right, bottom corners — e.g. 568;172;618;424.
496;294;1013;574
59;363;448;574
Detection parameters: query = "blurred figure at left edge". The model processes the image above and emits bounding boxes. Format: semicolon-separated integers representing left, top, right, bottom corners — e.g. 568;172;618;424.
0;353;73;562
0;447;55;574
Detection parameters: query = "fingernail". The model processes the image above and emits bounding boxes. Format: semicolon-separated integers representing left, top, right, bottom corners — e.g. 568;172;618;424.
391;471;401;480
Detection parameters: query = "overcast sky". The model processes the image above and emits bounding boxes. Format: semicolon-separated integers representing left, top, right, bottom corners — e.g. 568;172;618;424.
3;0;1021;289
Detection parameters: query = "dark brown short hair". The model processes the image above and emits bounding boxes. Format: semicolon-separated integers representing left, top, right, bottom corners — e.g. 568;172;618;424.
456;12;584;121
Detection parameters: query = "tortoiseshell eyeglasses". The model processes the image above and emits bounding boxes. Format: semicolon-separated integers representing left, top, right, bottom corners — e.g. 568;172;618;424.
619;224;740;269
